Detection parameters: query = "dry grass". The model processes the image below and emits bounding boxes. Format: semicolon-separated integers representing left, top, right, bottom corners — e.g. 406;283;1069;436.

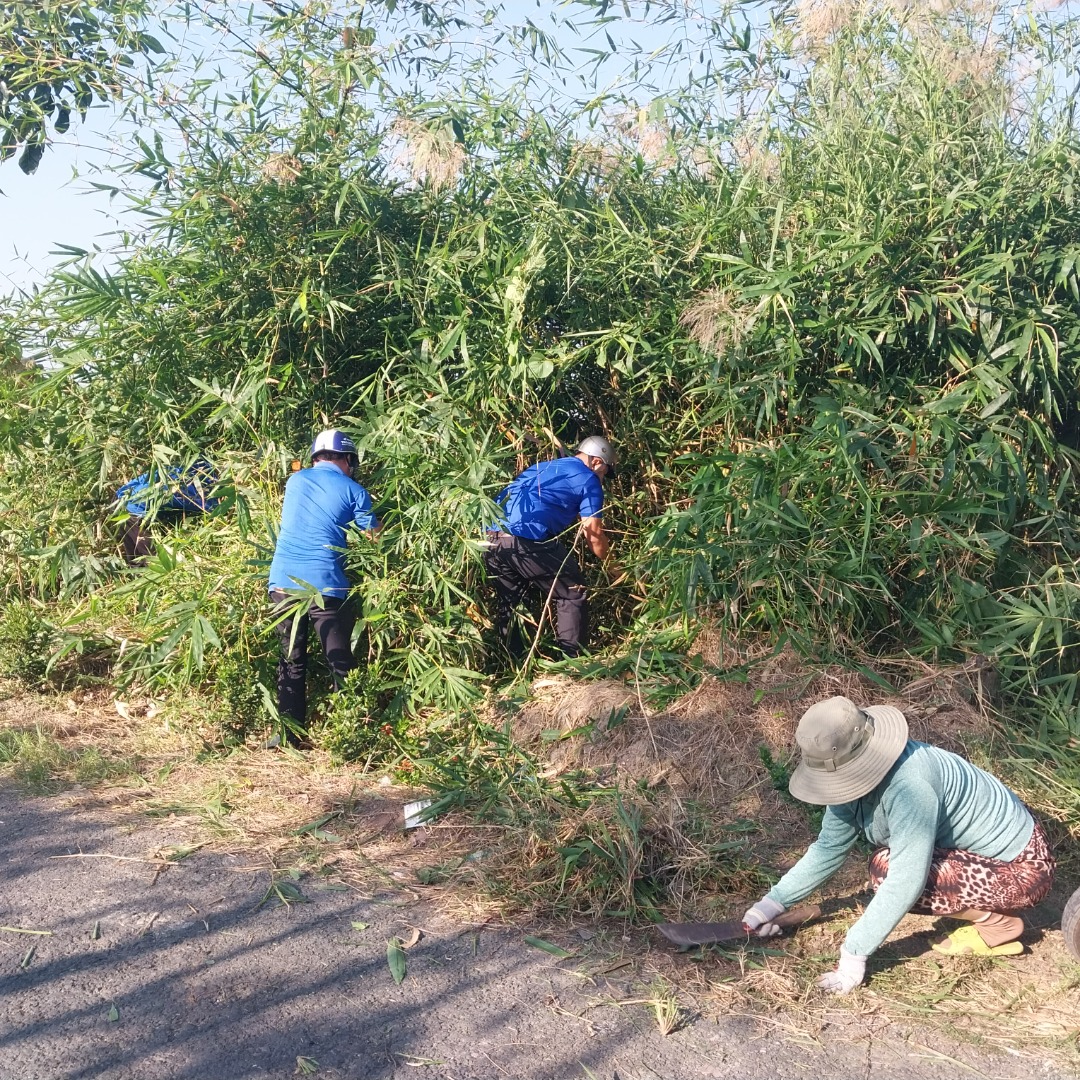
641;897;1080;1072
0;683;483;901
512;644;997;863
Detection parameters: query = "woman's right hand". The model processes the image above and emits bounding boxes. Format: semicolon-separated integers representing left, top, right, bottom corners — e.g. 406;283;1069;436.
742;896;786;937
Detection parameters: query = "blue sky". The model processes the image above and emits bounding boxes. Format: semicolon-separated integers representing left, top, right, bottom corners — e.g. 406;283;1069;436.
0;119;131;293
4;0;1074;295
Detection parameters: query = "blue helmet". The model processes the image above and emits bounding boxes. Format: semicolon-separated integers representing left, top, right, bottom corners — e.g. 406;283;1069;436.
309;429;357;461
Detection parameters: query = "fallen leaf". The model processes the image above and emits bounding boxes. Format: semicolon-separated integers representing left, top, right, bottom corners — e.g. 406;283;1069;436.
107;1005;119;1022
158;843;207;862
387;937;407;984
351;921;369;932
394;1054;445;1067
400;927;422;949
291;813;339;837
523;935;575;958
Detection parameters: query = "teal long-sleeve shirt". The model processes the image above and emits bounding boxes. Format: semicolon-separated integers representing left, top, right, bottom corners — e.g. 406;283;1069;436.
766;741;1034;957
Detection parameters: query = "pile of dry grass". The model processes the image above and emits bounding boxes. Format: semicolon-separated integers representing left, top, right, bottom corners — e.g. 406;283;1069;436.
516;646;993;783
510;648;995;895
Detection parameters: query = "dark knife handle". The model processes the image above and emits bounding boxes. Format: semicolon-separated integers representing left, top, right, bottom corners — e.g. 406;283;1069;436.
771;904;822;930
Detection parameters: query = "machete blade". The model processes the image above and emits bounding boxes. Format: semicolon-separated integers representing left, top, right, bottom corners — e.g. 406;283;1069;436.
656;919;749;947
656;904;823;948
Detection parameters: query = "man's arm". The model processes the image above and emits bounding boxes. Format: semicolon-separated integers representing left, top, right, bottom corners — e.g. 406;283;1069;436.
351;483;380;538
580;515;610;560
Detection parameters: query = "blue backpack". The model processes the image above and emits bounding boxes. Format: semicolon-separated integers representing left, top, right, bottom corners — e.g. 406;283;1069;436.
116;459;220;517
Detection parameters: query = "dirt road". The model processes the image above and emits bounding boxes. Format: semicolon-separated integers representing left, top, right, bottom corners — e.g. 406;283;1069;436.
0;784;1070;1080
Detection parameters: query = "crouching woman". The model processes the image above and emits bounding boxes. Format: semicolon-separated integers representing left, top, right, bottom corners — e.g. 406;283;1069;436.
743;697;1055;994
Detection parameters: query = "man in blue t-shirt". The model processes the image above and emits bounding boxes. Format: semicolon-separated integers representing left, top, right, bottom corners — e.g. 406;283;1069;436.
484;436;617;659
267;429;379;746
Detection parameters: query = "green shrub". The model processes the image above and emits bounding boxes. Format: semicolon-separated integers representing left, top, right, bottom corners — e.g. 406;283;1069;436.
318;663;405;763
4;0;1080;743
209;651;274;745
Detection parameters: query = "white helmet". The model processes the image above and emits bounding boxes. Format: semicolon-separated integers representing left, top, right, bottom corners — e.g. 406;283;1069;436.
310;429;357;462
577;435;617;477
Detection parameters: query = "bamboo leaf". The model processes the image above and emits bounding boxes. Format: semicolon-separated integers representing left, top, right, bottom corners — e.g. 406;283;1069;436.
387;937;407;984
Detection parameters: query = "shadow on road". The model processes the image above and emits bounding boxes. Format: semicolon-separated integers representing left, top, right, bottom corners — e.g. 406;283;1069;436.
0;782;705;1080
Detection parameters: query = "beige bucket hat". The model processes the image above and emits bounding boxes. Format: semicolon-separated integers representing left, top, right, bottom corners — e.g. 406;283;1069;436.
788;696;909;805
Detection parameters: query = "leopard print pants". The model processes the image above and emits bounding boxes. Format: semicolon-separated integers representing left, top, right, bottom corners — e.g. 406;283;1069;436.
867;818;1055;915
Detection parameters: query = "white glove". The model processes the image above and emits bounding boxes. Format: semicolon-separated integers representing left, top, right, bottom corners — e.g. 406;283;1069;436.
816;946;868;994
742;896;785;938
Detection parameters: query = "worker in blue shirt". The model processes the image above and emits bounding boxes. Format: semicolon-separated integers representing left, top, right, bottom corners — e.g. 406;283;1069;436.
484;436;617;659
268;429;379;746
115;458;219;565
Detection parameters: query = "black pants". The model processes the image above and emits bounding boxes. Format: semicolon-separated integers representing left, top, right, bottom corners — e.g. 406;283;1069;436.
121;510;183;565
483;533;588;657
270;590;358;728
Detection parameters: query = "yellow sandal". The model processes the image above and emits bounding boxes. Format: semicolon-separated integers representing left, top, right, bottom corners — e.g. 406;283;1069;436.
931;924;1023;957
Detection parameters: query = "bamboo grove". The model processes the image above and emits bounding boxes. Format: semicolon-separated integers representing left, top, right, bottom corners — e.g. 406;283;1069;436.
3;0;1080;747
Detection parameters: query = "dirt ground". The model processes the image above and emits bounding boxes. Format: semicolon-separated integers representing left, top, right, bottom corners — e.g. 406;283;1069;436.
2;782;1077;1080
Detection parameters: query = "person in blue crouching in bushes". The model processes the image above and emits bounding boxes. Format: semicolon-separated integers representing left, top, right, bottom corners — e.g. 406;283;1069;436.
483;436;617;660
267;429;380;748
116;458;219;565
741;696;1056;994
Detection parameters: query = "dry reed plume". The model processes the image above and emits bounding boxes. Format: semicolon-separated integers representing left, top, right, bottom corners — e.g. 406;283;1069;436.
680;288;757;357
391;118;465;193
795;0;1009;92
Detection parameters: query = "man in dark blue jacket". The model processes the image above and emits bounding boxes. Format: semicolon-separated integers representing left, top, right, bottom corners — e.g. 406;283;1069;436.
268;429;379;745
484;436;617;659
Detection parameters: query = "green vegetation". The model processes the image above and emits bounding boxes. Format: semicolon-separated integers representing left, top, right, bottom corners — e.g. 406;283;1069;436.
0;726;136;794
2;1;1080;915
0;0;161;173
0;601;52;686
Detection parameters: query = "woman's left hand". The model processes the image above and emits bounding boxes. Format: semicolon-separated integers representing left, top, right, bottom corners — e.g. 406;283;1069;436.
816;946;867;994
